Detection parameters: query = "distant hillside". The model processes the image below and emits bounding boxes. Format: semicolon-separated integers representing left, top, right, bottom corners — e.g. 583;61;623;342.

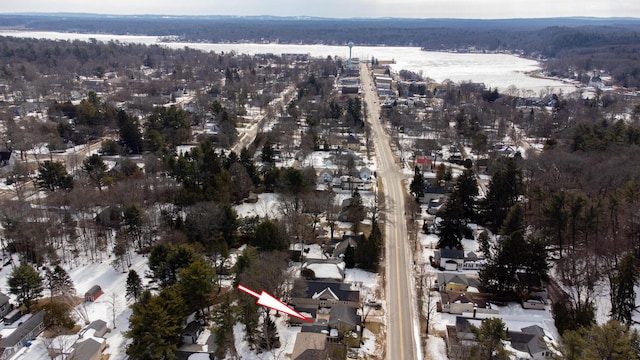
2;14;640;87
1;14;638;48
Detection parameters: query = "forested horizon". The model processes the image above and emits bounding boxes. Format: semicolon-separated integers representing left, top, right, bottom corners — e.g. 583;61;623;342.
2;14;640;87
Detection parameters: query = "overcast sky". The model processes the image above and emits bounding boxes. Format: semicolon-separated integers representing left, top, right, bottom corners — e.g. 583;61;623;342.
2;0;639;19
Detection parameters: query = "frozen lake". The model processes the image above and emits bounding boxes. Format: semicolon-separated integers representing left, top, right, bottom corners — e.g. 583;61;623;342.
0;30;577;94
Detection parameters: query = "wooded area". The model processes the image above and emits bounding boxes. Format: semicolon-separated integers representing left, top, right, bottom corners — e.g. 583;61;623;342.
1;19;640;357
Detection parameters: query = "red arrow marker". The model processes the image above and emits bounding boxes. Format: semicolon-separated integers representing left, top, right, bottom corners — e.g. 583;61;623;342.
237;284;312;323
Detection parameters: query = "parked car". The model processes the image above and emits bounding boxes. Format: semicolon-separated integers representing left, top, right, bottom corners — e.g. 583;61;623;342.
366;300;382;310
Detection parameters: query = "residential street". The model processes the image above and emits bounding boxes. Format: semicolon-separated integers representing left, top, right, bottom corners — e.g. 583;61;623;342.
360;63;421;360
230;85;296;154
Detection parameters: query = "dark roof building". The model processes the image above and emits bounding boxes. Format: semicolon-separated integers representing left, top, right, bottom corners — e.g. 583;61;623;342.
0;310;45;360
328;305;361;330
182;321;203;345
305;281;359;303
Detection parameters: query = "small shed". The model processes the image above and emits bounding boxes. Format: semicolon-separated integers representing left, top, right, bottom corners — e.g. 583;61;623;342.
84;285;103;302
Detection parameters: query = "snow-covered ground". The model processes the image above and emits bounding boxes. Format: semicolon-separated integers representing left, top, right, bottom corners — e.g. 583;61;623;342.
234;192;283;219
233;315;301;360
10;252;150;360
416;221;563;359
0;144;383;360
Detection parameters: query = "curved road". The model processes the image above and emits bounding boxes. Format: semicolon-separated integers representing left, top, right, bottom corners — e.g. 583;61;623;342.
360;63;421;359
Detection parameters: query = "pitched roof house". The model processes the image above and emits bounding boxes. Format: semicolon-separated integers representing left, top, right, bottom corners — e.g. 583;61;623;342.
68;338;106;360
328;305;361;331
437;272;481;292
302;259;345;281
434;247;465;270
508;325;554;359
318;168;334;184
344;134;361;151
291;280;360;311
0;310;45;360
79;319;109;338
332;236;360;259
0;151;15;174
439;292;498;315
291;333;327;360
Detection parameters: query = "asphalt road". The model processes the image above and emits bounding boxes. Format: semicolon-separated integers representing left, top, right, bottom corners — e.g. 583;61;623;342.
360;63;420;360
230;86;295;154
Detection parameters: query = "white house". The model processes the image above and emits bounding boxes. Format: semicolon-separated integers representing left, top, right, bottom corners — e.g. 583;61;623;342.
318;168;334;184
435;247;465;270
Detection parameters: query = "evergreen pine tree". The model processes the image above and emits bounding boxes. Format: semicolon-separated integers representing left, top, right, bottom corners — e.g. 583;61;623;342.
437;169;478;249
47;265;75;299
8;263;43;312
455;169;478;223
118;110;144;154
356;221;382;271
583;320;640;359
344;245;355;269
499;204;525;236
480;157;522;232
470;318;511;360
125;270;143;303
36;160;74;191
259;313;280;351
83;154;107;191
610;253;639;326
409;166;425;200
436;196;466;249
345;188;366;225
178;258;216;315
126;288;184;360
214;295;236;359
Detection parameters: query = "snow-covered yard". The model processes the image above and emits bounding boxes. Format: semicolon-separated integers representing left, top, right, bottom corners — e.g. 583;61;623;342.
416;221;563;359
5;252;150;360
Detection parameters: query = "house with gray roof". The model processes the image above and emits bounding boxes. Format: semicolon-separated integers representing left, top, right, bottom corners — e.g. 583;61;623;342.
290;280;361;329
328;305;361;331
446;317;553;360
68;338;106;360
291;333;327;360
0;310;45;360
332;235;360;259
437;272;481;292
508;325;554;359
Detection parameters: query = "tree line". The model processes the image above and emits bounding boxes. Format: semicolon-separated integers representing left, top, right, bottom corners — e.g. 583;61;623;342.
4;14;640;87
